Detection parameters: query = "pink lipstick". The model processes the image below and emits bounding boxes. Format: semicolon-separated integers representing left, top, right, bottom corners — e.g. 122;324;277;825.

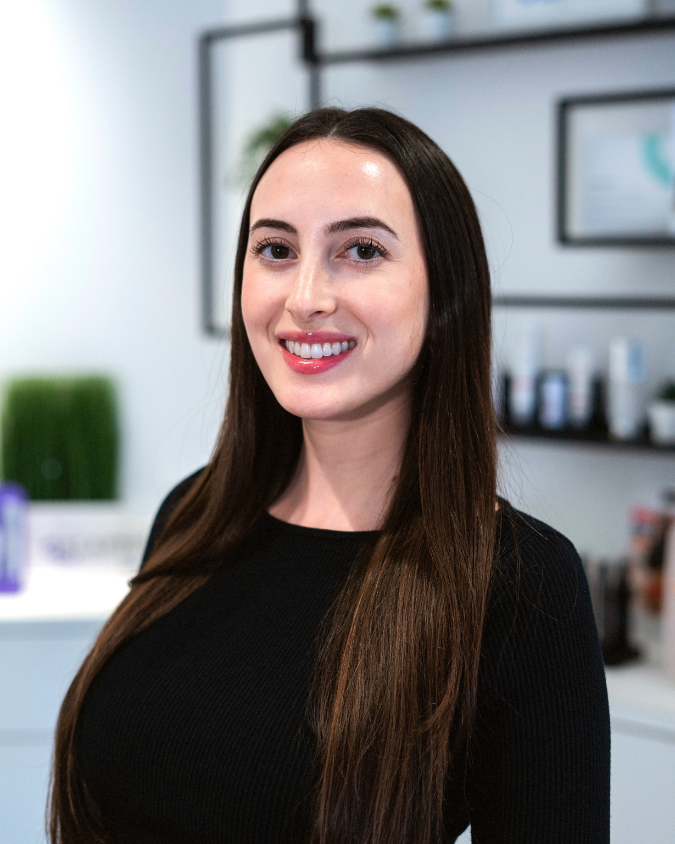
278;332;357;375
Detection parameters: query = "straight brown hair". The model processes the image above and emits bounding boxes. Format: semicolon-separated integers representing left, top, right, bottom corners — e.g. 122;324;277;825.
50;107;497;844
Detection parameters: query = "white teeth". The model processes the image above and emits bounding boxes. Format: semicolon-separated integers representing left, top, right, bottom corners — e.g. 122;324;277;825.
284;339;356;358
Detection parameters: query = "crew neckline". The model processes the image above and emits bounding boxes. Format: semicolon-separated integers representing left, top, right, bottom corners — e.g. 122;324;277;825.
262;510;380;541
262;500;509;543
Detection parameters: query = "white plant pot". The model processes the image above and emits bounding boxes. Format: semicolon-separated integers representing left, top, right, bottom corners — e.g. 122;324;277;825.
373;18;399;49
28;501;150;572
648;400;675;445
422;9;455;41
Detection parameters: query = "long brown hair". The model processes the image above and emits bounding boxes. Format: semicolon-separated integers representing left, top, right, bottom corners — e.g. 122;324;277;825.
50;107;496;844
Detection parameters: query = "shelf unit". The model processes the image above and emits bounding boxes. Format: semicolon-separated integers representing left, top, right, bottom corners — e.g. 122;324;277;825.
499;426;675;454
313;15;675;68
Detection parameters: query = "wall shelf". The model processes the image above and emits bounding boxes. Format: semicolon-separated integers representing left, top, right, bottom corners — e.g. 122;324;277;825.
493;295;675;310
315;16;675;67
499;426;675;453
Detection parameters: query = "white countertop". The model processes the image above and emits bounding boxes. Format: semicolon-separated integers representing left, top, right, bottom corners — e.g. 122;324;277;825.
0;564;131;622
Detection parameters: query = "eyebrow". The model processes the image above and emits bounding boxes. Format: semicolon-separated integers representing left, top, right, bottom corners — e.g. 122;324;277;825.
249;218;297;235
249;216;398;239
325;217;398;239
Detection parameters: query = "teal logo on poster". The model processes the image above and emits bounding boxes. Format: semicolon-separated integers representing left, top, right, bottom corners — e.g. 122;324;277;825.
642;132;673;187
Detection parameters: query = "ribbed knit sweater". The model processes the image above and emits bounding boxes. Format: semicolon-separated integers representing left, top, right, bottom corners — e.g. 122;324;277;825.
77;475;610;843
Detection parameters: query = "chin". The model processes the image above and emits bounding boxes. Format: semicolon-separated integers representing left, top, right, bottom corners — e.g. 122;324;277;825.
277;397;350;422
272;384;359;422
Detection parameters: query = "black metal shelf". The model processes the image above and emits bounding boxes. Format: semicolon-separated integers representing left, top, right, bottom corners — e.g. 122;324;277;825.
492;295;675;310
499;426;675;453
316;16;675;66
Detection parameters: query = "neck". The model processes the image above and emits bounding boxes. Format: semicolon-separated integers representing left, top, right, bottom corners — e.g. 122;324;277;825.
268;389;410;532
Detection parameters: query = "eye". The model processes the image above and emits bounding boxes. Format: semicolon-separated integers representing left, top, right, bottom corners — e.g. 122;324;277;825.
251;238;296;262
355;244;378;260
259;243;291;261
342;237;389;264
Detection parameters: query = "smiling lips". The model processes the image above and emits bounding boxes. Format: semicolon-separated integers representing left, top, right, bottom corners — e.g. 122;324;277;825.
279;333;357;374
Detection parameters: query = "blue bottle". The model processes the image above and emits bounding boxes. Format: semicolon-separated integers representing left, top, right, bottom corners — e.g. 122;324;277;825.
0;484;28;592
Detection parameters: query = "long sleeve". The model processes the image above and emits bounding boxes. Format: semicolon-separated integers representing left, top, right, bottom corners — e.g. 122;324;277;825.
466;523;611;843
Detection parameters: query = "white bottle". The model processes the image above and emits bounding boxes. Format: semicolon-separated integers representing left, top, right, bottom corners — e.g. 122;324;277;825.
567;346;595;429
539;371;568;430
608;339;645;440
509;326;542;427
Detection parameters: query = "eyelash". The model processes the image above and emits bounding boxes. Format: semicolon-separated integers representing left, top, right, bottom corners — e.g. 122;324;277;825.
250;236;390;265
250;237;292;262
342;236;390;263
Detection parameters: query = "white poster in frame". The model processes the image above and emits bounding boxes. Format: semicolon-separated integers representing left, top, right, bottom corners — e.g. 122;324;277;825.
559;90;675;244
491;0;648;31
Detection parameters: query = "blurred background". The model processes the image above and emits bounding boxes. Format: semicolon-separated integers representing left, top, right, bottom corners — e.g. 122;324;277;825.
1;0;674;841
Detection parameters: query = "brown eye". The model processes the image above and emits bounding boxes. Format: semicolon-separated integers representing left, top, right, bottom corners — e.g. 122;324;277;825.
268;244;290;260
356;244;377;260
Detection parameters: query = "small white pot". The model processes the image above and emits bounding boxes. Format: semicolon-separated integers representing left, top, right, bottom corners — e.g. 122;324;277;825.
373;18;399;49
648;400;675;445
422;9;455;41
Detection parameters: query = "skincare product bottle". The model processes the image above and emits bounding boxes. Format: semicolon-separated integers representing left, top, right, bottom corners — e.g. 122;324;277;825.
538;370;568;430
607;338;645;440
583;556;640;666
509;326;542;428
663;519;675;681
0;484;28;593
567;346;595;429
492;367;505;424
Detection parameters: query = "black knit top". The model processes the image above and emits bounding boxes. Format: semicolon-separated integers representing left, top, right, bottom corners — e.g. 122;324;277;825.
77;474;610;843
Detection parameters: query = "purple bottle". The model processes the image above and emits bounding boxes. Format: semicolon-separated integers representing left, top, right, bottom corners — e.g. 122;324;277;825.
0;483;28;593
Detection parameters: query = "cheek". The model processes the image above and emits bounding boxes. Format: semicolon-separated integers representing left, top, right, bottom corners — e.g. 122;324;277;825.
241;270;270;335
372;272;428;354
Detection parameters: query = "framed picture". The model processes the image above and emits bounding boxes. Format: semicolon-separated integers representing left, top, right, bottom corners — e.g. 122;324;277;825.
558;89;675;246
199;19;314;336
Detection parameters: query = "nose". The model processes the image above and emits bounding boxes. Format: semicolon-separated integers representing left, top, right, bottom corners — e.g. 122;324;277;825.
285;255;336;323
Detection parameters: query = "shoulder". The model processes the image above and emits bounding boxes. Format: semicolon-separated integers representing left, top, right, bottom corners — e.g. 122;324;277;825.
139;468;206;567
479;501;606;711
482;502;602;689
492;501;587;623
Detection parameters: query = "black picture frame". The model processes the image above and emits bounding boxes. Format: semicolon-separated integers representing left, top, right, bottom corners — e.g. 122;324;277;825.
557;88;675;248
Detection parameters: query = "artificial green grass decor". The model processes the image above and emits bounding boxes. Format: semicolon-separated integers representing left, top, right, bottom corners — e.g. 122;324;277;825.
1;376;119;501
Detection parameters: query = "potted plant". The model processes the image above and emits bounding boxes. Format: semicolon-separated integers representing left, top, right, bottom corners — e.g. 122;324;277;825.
1;376;147;574
371;4;400;49
237;113;295;188
421;0;455;41
648;381;675;445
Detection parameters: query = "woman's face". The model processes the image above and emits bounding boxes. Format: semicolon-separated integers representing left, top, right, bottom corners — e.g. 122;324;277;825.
241;139;428;422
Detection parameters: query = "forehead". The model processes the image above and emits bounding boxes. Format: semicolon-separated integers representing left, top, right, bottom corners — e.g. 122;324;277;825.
250;139;415;223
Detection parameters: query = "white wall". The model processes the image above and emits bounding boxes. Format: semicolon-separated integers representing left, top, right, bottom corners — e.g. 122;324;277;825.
0;0;229;517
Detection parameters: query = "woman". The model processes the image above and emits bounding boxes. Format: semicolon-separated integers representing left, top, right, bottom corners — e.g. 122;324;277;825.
51;107;610;844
